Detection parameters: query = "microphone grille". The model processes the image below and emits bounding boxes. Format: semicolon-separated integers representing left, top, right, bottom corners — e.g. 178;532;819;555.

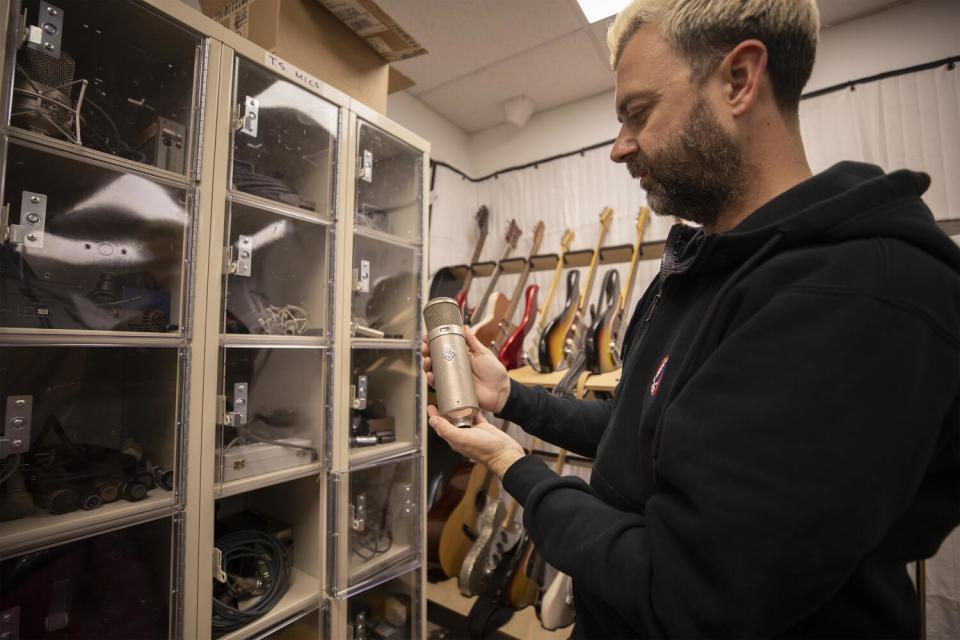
423;297;463;331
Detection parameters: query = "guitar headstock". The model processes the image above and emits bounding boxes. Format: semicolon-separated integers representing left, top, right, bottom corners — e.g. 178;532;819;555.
475;205;490;238
529;221;545;256
599;207;614;231
560;229;575;254
505;219;522;249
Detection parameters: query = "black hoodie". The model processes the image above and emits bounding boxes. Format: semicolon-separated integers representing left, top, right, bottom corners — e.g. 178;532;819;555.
498;162;960;638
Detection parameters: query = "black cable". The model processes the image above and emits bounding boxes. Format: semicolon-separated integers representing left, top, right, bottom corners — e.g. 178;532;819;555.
211;529;291;636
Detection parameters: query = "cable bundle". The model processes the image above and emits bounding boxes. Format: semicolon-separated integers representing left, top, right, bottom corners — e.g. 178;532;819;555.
212;529;291;636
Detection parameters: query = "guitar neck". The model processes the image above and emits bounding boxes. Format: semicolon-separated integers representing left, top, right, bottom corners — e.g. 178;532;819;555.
502;261;534;325
461;243;485;294
472;245;512;320
575;230;610;322
553;449;567;474
537;251;567;331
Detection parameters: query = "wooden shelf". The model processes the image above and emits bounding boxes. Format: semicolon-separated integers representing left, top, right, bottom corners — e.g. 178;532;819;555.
428;577;572;640
508;365;569;389
584;368;622;393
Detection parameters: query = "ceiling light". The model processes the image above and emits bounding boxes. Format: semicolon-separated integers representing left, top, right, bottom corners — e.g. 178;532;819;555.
576;0;630;24
503;95;537;127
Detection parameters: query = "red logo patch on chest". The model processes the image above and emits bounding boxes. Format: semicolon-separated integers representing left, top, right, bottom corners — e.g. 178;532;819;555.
650;355;670;396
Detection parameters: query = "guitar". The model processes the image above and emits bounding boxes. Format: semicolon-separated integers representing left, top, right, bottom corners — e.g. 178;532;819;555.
454;206;491;313
584;269;621;374
539;208;614;372
537;270;580;373
505;448;567;611
497;284;538;370
604;207;651;371
473;221;545;349
539;571;575;630
465;219;522;326
428;461;501;580
525;229;575;372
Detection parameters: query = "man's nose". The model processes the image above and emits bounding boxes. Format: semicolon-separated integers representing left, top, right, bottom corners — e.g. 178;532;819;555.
610;129;638;163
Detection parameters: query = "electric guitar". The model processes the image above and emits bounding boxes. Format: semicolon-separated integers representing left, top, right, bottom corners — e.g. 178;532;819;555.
473;221;545;349
605;207;651;370
497;284;538;370
465;219;522;326
539;571;575;630
454;206;490;313
505;448;568;611
539;208;614;372
524;229;575;372
584;269;621;374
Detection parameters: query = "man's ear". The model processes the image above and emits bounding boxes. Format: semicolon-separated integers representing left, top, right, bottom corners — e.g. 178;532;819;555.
720;40;768;118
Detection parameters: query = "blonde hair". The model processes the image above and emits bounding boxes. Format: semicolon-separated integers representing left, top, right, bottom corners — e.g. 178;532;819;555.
607;0;820;113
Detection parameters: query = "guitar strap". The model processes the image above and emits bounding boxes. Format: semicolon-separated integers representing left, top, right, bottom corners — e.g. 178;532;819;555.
465;537;522;638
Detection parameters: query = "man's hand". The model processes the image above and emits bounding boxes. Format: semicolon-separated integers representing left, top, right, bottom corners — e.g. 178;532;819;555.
427;406;525;479
422;325;511;413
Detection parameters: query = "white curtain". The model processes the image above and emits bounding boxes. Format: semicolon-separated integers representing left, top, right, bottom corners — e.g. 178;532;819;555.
429;60;960;637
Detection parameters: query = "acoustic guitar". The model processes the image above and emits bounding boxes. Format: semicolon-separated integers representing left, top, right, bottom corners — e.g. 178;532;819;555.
454;206;490;313
465;219;522;326
523;229;575;372
473;221;545;349
539;208;614;372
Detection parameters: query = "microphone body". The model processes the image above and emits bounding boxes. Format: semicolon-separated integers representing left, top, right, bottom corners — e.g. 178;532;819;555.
423;298;480;428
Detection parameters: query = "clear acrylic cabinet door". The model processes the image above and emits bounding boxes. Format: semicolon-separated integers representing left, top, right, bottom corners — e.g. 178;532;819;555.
217;347;327;489
351;236;420;341
0;516;173;638
232;58;340;216
345;568;421;640
328;453;421;598
222;202;332;337
354;122;423;242
7;0;201;174
0;345;179;545
0;142;189;332
348;348;420;457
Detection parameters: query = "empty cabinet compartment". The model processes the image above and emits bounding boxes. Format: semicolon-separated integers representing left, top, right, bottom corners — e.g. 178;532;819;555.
222;201;332;337
212;476;322;638
218;347;327;490
0;142;189;332
231;57;339;216
348;348;420;458
7;0;201;174
354;122;422;242
328;452;421;598
0;345;179;550
351;236;420;341
345;568;421;640
0;515;173;638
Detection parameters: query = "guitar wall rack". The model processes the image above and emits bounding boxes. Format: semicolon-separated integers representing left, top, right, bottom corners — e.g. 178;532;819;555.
449;217;960;280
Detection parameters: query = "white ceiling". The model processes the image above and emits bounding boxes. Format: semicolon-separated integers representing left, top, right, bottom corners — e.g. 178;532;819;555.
380;0;912;134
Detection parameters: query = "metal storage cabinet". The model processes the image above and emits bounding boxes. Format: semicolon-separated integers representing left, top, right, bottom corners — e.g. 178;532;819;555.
0;0;211;638
0;2;430;638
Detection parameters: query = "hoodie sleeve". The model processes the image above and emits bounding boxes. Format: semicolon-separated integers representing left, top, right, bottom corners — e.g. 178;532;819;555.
503;285;959;637
497;378;613;458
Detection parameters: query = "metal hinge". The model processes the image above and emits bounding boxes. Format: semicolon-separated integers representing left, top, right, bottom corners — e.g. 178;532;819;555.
350;375;368;410
2;192;47;248
226;235;252;277
236;96;259;137
353;259;370;293
25;2;63;58
359;149;373;183
220;382;249;427
213;547;226;583
1;396;32;457
0;606;20;640
350;493;367;531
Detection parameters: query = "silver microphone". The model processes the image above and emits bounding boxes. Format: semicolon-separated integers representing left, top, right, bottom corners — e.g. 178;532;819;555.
423;297;480;428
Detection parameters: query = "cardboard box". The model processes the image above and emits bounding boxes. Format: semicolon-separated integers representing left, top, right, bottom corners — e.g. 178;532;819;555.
199;0;389;111
315;0;426;62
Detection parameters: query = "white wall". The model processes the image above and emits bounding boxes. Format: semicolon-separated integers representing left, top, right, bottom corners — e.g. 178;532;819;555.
390;0;960;179
386;91;473;175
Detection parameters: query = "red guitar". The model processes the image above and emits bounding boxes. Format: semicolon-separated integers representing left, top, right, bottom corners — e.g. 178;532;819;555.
498;285;539;369
455;206;490;313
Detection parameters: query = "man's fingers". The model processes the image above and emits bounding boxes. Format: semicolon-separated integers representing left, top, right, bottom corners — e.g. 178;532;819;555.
463;326;489;355
426;372;435;387
423;356;432;372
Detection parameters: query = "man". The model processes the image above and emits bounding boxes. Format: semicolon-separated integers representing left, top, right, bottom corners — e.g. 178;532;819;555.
424;0;960;637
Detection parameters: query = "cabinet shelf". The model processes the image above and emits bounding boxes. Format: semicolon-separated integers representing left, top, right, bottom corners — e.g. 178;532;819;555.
218;568;321;640
0;491;176;560
217;461;325;499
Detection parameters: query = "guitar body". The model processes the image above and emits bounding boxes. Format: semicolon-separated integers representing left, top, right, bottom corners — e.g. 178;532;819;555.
471;292;510;348
584;270;621;374
539;572;575;630
455;288;470;317
459;497;505;596
598;309;625;373
498;285;539;370
538;271;580;372
426;461;471;578
505;535;541;610
436;465;500;579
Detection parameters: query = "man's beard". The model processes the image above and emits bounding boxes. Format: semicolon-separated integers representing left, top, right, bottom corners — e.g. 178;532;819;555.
627;96;745;228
